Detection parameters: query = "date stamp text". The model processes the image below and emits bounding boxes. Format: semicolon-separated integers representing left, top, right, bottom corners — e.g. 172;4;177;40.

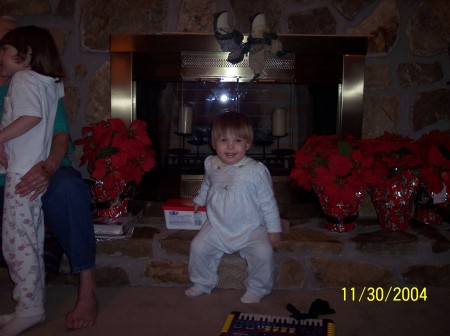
342;287;427;302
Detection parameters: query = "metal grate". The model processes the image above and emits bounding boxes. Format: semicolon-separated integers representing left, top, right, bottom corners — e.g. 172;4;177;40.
181;57;294;70
180;175;203;199
180;52;295;81
182;57;249;68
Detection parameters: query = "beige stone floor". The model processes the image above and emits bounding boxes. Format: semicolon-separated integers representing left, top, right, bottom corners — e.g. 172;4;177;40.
1;281;449;336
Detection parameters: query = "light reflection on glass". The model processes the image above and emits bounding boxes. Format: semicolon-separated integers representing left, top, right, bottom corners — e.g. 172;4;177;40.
219;93;229;103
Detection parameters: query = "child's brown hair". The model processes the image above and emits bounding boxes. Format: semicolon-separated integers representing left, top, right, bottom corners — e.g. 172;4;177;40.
210;111;254;146
0;25;65;81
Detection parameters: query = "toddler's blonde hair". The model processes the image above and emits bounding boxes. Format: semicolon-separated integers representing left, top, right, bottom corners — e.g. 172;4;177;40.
210;111;254;146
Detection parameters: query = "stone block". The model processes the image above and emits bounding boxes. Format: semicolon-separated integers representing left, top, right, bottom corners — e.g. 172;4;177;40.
365;63;391;89
275;259;306;289
282;227;343;254
159;231;198;256
97;238;152;258
353;230;418;255
144;259;189;284
47;263;136;289
411;224;450;254
95;266;130;286
346;0;399;54
411;89;450;131
287;7;336;35
397;61;443;87
362;95;399;139
403;264;450;287
407;0;450;56
311;257;394;287
217;255;247;289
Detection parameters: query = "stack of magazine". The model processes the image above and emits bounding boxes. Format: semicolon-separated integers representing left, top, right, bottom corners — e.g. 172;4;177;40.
93;209;143;240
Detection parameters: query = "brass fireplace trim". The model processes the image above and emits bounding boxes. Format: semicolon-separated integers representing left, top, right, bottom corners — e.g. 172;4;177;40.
110;33;368;138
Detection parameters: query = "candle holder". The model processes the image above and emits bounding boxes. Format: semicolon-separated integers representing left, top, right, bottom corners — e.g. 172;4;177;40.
169;132;192;166
272;133;294;161
254;139;275;160
187;138;208;158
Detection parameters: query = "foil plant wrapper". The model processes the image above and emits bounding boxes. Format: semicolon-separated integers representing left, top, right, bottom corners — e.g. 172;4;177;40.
313;184;365;233
370;170;420;231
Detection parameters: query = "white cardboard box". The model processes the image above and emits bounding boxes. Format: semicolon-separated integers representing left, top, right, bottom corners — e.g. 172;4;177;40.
162;199;207;230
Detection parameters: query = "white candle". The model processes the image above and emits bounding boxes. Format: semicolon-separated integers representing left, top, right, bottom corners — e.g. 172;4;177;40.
179;106;193;134
272;107;286;136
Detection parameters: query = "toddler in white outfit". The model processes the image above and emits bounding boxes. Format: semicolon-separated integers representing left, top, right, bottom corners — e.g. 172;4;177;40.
185;111;282;304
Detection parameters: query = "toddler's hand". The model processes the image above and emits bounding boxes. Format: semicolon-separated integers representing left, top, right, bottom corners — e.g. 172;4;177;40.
268;232;281;250
193;202;200;213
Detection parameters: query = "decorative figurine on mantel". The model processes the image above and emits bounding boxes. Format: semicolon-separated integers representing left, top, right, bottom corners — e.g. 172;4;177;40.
213;11;248;64
247;13;284;78
213;11;285;80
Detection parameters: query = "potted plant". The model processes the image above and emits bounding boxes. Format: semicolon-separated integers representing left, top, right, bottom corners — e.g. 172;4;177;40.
75;118;157;218
289;135;373;232
414;130;450;225
359;132;422;231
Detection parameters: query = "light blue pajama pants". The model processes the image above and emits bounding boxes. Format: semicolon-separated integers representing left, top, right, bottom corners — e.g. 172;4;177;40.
188;223;275;297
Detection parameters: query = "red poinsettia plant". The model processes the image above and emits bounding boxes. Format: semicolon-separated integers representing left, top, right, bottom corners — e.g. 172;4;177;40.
75;118;157;214
289;134;374;205
415;130;450;195
358;132;422;189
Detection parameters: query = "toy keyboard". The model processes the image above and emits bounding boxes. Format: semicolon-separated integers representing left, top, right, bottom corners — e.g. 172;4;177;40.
220;311;335;336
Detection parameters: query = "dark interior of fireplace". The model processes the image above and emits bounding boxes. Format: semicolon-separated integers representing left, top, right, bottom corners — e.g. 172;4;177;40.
134;80;338;202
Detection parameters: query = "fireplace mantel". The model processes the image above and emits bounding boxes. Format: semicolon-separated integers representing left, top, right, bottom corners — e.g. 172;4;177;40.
110;33;368;138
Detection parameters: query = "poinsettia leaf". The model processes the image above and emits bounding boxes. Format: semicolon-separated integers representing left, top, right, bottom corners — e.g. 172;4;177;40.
97;146;120;159
338;141;352;156
438;144;450;160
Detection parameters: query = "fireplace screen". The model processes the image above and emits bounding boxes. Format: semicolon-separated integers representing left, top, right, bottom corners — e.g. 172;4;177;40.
136;78;339;200
110;34;367;201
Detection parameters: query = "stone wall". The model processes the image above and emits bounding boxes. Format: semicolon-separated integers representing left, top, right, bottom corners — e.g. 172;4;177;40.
2;0;449;170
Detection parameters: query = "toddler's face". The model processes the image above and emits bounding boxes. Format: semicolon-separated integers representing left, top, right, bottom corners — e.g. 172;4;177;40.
0;44;29;78
213;131;250;165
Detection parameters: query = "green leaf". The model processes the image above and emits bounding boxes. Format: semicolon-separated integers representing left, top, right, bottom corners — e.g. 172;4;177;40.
439;145;450;160
338;141;352;156
97;146;120;159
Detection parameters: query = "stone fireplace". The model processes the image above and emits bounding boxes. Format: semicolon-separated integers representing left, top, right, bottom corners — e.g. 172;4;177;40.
110;34;368;201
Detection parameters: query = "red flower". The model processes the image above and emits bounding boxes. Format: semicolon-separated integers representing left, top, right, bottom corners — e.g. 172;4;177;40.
416;130;450;194
290;135;368;204
359;132;422;189
290;130;450;218
75;118;157;200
